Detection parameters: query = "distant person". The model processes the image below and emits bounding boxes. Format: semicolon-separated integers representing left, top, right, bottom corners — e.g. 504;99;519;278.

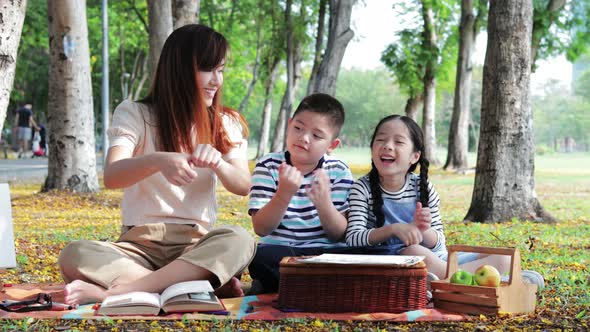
14;103;40;158
247;93;356;294
32;124;47;157
345;115;544;289
58;24;255;306
1;128;9;159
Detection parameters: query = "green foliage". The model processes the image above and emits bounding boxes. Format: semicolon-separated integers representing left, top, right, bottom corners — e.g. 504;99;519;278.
533;80;590;151
381;30;424;98
9;0;49;124
532;0;590;66
335;68;406;146
381;0;459;102
574;63;590;100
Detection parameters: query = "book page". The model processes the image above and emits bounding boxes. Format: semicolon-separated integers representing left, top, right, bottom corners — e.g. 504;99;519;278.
298;254;425;266
100;291;160;308
0;184;17;268
160;280;214;305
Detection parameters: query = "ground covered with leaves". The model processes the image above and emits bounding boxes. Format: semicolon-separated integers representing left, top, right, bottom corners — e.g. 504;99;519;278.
1;160;589;331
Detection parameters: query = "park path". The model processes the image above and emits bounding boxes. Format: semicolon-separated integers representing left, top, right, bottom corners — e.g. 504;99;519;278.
0;157;104;183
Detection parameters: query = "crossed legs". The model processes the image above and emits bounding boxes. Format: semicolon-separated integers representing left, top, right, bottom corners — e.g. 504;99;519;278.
59;225;255;305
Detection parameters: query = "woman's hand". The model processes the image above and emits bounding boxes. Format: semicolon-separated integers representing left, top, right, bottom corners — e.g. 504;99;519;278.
391;223;423;246
157;152;198;186
104;147;198;188
413;202;432;232
190;144;223;169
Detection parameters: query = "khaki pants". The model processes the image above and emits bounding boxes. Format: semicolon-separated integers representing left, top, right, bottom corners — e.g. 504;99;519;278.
58;223;255;289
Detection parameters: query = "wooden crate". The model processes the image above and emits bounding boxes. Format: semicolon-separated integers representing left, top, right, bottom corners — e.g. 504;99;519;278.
431;245;538;315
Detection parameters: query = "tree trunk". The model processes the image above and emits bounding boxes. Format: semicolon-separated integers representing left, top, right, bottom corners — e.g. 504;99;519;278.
130;51;149;100
256;58;280;159
0;0;27;137
238;11;263;114
310;0;354;95
306;0;327;95
444;0;475;171
421;2;440;165
404;94;423;121
465;0;555;223
172;0;200;30
271;0;300;152
147;0;173;80
45;0;99;192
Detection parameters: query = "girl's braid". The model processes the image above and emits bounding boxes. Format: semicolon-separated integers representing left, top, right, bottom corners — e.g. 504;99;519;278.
369;163;385;227
418;156;430;206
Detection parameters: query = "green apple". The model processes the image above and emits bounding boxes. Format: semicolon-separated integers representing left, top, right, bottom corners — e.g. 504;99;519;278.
473;264;501;287
450;270;473;285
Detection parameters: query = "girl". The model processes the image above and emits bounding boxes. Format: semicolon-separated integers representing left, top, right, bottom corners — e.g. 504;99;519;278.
346;115;512;279
58;24;256;305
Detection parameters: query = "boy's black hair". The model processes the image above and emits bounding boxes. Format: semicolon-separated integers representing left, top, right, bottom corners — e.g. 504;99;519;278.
368;115;430;227
292;93;345;137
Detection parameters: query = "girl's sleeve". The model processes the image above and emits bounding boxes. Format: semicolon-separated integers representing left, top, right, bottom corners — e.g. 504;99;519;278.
222;115;248;162
427;181;446;252
107;100;145;152
345;179;374;247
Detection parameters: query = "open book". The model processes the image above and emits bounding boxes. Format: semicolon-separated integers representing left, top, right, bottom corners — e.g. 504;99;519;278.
97;280;225;316
298;254;425;266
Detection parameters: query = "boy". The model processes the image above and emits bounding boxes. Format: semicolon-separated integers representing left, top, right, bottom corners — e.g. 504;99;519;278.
248;93;355;293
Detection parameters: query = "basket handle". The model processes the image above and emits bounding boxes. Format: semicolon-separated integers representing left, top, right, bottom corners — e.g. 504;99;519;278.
445;245;524;285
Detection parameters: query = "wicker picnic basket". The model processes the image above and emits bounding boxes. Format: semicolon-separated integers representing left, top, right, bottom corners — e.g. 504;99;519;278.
431;245;538;315
278;256;428;313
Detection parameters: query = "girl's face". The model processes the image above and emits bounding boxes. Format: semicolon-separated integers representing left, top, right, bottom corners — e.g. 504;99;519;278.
196;60;225;107
371;119;421;179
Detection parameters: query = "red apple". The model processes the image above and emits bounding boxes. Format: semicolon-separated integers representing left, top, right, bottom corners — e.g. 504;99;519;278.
474;264;501;287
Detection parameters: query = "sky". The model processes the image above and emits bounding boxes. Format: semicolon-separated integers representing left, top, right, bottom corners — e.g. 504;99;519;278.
340;1;573;93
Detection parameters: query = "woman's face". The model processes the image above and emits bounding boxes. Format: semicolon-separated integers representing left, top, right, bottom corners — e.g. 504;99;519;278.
196;60;225;107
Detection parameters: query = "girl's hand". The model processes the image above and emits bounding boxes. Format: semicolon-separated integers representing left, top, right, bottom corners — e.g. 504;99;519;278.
413;202;432;232
157;152;198;186
391;223;423;246
190;144;223;170
276;163;303;203
307;169;330;207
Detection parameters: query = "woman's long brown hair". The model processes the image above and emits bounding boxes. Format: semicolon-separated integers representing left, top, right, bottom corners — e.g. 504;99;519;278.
140;24;248;154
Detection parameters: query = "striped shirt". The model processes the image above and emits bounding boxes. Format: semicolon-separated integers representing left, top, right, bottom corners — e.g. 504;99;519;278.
346;173;446;252
249;151;354;248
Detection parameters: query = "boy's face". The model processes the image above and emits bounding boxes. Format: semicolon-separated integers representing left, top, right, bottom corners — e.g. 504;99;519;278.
286;110;340;167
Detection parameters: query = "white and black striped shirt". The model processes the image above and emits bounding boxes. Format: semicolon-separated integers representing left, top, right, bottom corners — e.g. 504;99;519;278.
249;152;354;248
346;173;445;252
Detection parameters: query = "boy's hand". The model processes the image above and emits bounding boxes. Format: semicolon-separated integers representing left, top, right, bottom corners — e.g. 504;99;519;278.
276;163;303;203
391;223;423;246
190;144;222;170
307;169;331;207
413;202;432;232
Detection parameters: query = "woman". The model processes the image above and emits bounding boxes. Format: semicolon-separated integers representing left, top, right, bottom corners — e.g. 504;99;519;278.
58;24;255;306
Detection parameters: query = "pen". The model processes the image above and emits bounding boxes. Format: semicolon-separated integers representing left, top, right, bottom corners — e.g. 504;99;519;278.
51;302;75;311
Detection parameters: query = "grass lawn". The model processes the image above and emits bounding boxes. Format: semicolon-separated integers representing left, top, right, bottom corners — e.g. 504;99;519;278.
1;151;589;331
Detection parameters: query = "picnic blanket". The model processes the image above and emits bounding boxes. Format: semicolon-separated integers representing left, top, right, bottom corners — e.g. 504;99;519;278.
0;283;467;321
